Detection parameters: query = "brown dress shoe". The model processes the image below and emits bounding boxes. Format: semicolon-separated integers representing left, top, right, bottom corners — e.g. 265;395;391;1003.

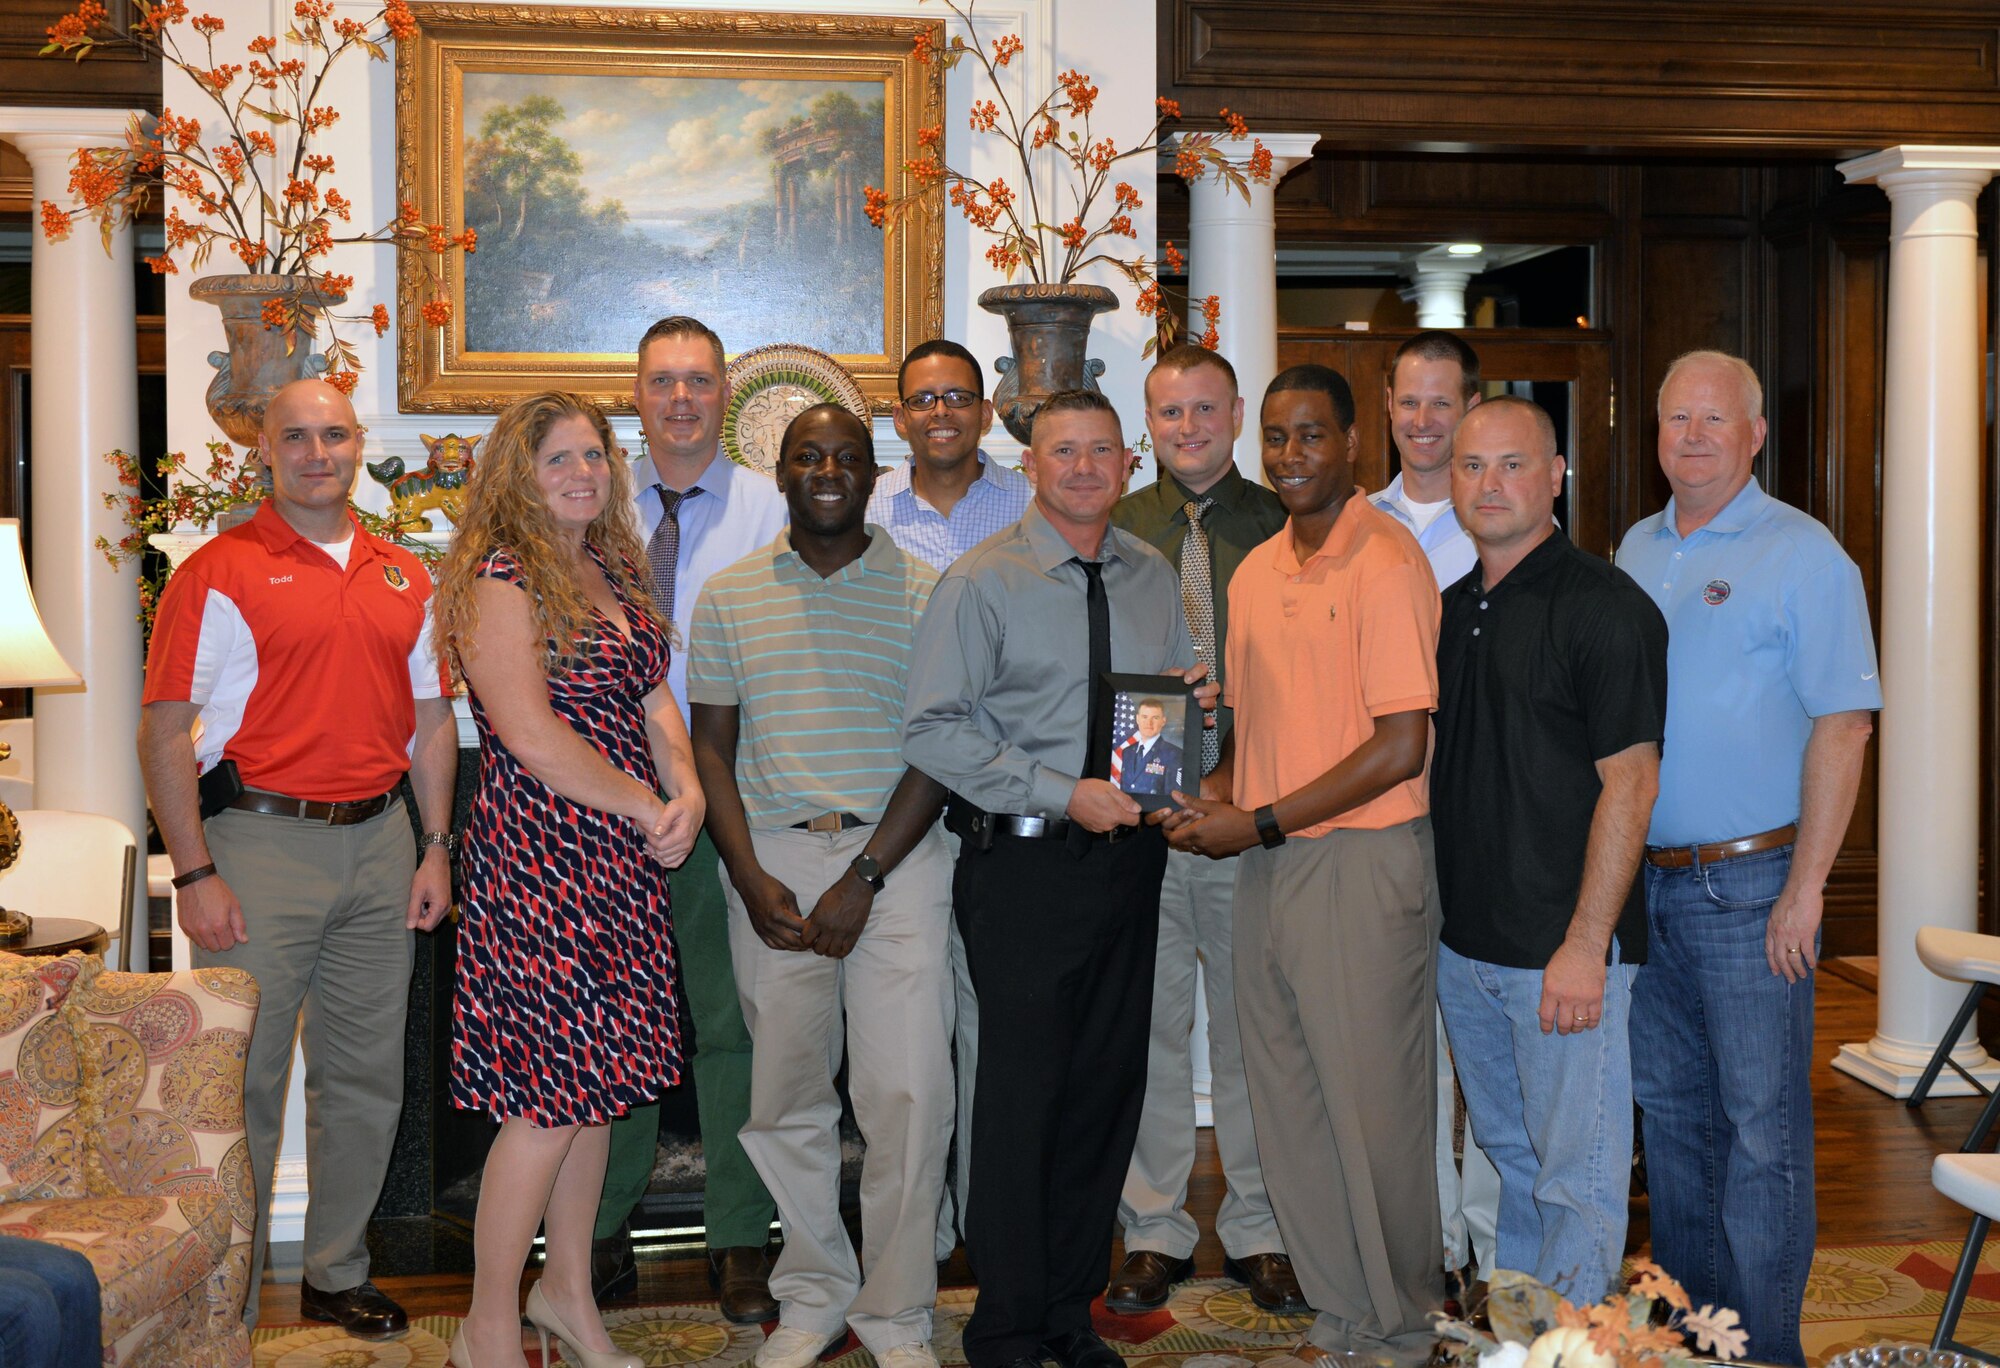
709;1245;780;1324
299;1279;409;1340
1223;1252;1312;1315
1105;1249;1195;1313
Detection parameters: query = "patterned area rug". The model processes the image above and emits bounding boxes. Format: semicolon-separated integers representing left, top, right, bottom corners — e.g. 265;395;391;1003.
246;1245;2000;1367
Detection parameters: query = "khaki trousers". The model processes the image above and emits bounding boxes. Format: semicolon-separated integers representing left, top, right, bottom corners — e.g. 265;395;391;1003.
1233;819;1444;1366
726;825;954;1352
1120;846;1282;1259
197;799;415;1322
935;830;976;1262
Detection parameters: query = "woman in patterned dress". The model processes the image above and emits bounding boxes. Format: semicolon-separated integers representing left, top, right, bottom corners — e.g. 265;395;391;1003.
434;392;704;1368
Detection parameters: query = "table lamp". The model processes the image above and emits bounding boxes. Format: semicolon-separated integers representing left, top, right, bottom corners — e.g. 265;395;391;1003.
0;518;83;945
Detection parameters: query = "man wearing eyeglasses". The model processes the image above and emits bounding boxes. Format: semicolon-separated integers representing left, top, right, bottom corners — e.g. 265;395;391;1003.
870;338;1031;1266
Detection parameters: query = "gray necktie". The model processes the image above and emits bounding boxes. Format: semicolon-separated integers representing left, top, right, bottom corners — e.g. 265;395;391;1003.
647;485;702;633
1181;497;1220;775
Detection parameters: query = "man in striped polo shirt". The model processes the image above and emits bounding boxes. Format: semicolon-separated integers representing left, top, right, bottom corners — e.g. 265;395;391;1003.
689;405;953;1368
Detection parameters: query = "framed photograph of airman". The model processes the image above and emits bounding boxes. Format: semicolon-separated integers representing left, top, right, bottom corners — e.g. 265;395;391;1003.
394;4;945;414
1099;673;1200;813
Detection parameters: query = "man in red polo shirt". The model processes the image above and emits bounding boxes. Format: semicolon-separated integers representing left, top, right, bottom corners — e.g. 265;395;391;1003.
138;379;458;1339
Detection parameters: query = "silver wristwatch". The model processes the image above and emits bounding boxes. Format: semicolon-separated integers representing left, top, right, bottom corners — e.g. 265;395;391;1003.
419;830;457;856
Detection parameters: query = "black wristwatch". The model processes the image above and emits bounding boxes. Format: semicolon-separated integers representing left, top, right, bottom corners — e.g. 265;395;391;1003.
849;852;886;892
1253;804;1287;849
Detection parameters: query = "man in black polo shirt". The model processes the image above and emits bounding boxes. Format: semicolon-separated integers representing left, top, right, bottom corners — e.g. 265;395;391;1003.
1429;397;1667;1302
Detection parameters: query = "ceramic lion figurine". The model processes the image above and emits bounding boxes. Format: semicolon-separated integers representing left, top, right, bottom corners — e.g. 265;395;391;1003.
365;432;481;531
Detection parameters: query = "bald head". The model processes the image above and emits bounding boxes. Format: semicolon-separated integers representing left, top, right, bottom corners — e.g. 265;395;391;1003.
259;378;362;535
261;378;360;441
1456;395;1558;460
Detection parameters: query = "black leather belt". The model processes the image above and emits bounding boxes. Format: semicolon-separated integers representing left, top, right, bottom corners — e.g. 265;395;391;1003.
792;812;866;832
230;787;394;826
954;809;1139;846
1644;823;1797;869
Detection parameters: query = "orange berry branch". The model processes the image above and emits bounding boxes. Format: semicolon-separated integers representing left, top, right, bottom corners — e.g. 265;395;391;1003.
864;0;1273;355
39;0;468;392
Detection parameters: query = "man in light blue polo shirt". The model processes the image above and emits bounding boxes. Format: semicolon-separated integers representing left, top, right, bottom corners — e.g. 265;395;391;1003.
869;338;1030;1265
1370;329;1500;1298
595;315;789;1320
1615;350;1879;1367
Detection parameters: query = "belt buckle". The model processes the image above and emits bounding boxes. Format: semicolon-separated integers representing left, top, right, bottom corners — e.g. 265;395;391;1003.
1104;823;1132;845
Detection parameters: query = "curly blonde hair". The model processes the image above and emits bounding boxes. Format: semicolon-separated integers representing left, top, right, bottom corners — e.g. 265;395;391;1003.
433;392;655;678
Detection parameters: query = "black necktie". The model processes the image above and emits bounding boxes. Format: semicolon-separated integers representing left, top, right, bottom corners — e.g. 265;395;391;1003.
1071;558;1111;855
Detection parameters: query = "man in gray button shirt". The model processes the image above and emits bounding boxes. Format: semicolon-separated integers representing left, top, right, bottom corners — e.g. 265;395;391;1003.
902;390;1208;1368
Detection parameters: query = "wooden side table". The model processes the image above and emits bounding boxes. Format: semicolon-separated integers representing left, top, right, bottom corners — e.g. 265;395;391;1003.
0;917;109;958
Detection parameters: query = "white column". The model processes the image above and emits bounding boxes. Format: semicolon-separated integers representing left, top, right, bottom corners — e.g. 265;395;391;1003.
1180;132;1321;481
1399;250;1486;330
0;109;148;951
1831;146;2000;1097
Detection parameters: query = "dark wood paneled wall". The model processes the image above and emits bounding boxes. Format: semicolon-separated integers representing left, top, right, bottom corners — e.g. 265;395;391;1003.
0;1;160;115
1161;0;2000;157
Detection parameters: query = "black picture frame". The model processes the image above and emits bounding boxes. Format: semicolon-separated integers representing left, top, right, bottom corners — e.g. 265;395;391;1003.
1098;673;1200;812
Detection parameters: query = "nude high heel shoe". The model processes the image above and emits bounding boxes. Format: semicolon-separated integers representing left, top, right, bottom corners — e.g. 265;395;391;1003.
525;1281;642;1368
448;1324;476;1367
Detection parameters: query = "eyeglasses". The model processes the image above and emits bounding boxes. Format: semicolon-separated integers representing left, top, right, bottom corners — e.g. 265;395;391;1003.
901;388;981;412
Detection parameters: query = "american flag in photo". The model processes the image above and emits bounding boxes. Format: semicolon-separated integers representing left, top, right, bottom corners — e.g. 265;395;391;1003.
1106;692;1141;787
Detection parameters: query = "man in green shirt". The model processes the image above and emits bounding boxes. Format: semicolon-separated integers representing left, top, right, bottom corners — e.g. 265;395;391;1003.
1106;346;1301;1314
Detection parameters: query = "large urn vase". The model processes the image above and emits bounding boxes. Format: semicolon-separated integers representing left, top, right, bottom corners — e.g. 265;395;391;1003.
979;283;1118;444
188;273;344;445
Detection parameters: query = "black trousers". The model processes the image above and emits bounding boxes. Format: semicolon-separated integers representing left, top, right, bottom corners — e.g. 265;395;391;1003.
955;826;1169;1367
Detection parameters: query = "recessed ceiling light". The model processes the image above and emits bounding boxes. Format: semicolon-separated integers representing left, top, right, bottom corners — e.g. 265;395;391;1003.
1446;242;1483;256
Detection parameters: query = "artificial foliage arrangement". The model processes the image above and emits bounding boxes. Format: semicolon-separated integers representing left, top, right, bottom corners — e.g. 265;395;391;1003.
97;444;441;634
39;0;471;393
1437;1265;1748;1368
862;0;1271;354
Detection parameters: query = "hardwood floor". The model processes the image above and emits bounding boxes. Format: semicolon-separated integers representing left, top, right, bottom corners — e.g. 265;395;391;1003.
254;970;1994;1326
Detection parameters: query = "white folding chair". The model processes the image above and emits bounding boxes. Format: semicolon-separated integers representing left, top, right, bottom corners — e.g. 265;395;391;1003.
0;809;139;969
1910;927;2000;1151
1933;1152;2000;1363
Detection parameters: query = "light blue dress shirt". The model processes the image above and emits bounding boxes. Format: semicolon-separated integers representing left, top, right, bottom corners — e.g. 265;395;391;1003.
631;449;788;728
865;451;1031;573
1615;478;1881;847
1372;471;1478;590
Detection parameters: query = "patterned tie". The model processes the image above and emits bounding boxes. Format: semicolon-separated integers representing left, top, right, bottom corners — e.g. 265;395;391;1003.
1180;497;1221;775
647;485;702;639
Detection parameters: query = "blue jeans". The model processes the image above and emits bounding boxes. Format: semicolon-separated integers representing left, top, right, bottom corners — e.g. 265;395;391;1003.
1634;846;1813;1367
1435;942;1635;1302
0;1234;101;1368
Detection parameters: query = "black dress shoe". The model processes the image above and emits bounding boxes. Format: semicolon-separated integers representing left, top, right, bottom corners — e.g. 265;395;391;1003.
1105;1249;1194;1313
1223;1252;1312;1315
592;1220;639;1304
708;1245;780;1324
1039;1327;1123;1368
299;1279;409;1341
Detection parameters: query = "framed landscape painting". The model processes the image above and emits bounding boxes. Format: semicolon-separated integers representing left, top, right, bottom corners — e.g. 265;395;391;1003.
395;5;944;413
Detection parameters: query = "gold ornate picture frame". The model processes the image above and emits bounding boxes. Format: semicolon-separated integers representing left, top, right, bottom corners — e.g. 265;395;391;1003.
394;4;944;414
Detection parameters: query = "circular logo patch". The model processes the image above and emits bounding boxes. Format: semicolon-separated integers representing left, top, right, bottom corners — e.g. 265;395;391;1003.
1702;578;1731;605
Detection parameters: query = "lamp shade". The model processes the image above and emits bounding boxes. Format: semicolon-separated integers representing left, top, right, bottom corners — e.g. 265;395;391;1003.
0;520;81;689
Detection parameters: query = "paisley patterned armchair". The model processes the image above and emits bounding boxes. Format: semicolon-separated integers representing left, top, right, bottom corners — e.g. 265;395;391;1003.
0;951;258;1367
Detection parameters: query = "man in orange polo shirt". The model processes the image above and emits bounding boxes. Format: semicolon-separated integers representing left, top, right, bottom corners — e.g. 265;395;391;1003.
138;379;459;1338
1165;364;1444;1368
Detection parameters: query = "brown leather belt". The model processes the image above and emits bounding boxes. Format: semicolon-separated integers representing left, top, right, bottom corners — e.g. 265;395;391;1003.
230;787;395;826
792;812;866;833
1644;823;1797;869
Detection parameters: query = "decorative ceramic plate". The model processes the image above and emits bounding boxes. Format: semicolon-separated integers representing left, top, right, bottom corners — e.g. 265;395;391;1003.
722;344;870;476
